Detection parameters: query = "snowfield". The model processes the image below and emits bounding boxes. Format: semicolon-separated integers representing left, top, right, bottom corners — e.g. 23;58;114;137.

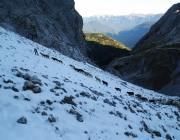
0;27;180;140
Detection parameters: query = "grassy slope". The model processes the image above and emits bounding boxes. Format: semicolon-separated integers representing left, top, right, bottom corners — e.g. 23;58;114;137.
85;33;131;51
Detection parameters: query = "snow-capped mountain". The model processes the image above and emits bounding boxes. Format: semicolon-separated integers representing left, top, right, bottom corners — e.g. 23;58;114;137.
83;13;163;33
0;26;180;140
84;14;162;22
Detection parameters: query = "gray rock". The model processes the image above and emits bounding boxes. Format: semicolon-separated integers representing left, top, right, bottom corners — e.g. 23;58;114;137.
42;111;47;116
69;109;83;122
30;75;41;85
16;72;24;78
61;96;76;106
48;115;56;123
14;95;19;99
153;130;161;137
46;100;53;105
32;86;41;93
23;73;31;80
80;92;91;98
3;79;13;84
12;86;19;92
17;117;27;124
4;86;11;89
53;81;62;87
23;81;34;90
103;99;116;107
166;134;172;140
24;98;30;101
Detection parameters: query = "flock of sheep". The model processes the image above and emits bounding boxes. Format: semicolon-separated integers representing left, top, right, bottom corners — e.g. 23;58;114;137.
39;51;180;109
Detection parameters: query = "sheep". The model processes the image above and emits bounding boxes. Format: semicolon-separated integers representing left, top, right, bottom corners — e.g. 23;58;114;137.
126;92;134;96
115;87;121;92
149;99;155;103
141;97;148;102
172;101;180;108
74;67;84;73
102;80;108;86
52;57;63;63
57;59;63;63
83;71;93;78
95;76;101;82
40;52;49;58
69;64;76;69
52;57;58;61
135;94;142;99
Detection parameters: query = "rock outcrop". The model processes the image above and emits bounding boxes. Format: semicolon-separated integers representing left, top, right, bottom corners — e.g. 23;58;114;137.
106;3;180;96
0;0;88;62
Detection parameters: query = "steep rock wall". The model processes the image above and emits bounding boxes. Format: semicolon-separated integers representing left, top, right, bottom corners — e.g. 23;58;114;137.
0;0;88;61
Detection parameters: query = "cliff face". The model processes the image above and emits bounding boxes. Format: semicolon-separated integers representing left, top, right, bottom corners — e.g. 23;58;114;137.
106;3;180;96
0;0;88;61
132;3;180;54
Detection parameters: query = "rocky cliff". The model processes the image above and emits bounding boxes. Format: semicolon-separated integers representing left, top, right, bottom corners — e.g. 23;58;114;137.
133;3;180;54
106;3;180;96
0;0;88;62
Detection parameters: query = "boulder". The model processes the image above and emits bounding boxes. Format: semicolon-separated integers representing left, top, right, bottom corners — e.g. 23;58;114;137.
32;86;41;93
30;75;42;85
12;86;19;92
23;81;34;90
23;73;31;80
17;117;27;124
42;111;47;116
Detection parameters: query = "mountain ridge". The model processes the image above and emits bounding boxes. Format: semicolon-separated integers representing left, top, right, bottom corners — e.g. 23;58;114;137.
133;3;180;54
107;21;155;48
83;13;163;33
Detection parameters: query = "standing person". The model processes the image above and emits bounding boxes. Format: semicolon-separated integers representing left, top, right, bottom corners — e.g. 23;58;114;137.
34;48;39;55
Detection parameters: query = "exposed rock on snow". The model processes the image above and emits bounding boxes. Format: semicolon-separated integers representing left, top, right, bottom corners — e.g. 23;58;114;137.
23;81;35;90
32;86;41;94
12;86;19;92
17;117;27;124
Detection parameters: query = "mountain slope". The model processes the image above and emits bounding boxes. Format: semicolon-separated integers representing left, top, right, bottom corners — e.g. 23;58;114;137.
85;33;130;50
85;33;130;68
83;21;118;34
133;3;180;54
106;3;180;95
0;0;88;62
0;27;180;140
107;21;155;48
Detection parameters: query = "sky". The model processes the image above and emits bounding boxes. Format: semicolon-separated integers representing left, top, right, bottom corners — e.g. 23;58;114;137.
74;0;180;17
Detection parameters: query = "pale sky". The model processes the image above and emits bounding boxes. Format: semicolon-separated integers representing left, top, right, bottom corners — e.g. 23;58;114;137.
74;0;180;17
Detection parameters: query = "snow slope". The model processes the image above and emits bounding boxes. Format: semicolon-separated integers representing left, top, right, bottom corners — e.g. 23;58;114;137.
0;27;180;140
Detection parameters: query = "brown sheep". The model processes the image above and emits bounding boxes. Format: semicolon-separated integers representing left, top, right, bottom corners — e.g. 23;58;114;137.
135;94;142;99
83;71;93;78
40;52;49;58
95;76;101;82
102;80;108;86
115;87;121;92
141;97;148;102
126;92;134;96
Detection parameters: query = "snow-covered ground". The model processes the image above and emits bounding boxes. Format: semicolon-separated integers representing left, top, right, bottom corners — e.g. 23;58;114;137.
0;27;180;140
